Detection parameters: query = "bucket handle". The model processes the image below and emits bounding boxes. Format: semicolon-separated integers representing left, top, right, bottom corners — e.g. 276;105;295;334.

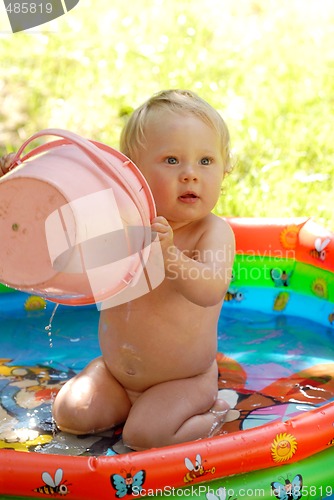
10;128;155;224
13;128;125;180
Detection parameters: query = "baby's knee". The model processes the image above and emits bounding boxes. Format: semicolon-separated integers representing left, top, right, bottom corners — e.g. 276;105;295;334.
52;396;89;435
122;420;150;451
122;417;166;451
52;383;98;435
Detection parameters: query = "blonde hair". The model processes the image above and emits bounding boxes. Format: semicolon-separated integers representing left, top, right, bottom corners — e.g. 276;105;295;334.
120;89;232;174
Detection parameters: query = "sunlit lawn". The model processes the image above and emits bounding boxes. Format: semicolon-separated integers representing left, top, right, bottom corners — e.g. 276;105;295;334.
1;0;334;228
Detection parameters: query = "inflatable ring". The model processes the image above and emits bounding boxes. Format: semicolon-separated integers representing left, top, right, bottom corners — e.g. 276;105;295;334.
0;217;334;499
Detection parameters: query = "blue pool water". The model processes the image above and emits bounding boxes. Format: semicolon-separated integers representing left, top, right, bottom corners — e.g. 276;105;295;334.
219;306;334;391
1;291;333;391
1;290;334;457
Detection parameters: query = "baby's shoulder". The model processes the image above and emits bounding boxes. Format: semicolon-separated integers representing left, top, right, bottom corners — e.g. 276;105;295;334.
203;214;235;240
193;215;235;257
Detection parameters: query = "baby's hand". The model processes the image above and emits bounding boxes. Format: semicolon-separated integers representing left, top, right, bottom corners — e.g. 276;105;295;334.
0;152;16;177
151;216;174;253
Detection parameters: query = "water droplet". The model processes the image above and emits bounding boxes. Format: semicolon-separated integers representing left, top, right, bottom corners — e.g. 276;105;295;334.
43;304;60;436
44;304;58;349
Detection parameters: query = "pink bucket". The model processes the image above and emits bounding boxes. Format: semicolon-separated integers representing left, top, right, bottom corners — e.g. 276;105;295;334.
0;129;161;307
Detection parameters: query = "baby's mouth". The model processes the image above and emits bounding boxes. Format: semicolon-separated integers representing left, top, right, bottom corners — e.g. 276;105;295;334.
178;191;199;202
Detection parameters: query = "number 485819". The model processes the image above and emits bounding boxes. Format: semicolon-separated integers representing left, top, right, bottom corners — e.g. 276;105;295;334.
5;3;53;14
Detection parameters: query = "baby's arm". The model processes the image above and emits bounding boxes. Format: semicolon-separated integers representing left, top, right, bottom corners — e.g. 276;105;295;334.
152;216;235;307
0;153;15;177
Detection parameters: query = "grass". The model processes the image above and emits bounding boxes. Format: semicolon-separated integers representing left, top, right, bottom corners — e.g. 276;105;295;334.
1;0;334;228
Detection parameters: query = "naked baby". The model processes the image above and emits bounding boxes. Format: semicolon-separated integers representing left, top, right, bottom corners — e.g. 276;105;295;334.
0;90;235;450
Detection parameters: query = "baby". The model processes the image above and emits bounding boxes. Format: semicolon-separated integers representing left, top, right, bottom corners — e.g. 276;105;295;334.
1;90;235;450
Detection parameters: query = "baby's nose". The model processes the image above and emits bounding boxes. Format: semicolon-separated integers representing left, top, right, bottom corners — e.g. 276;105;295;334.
180;164;198;182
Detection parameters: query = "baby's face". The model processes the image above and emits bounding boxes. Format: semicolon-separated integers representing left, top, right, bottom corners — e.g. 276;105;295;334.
133;110;225;226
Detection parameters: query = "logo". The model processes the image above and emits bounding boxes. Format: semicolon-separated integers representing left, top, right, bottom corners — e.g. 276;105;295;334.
3;0;80;33
271;433;298;463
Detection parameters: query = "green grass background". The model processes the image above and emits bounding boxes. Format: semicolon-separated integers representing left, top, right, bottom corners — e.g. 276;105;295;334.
1;0;333;228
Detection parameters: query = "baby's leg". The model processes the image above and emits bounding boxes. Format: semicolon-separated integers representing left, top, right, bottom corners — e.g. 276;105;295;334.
52;357;131;434
122;361;229;450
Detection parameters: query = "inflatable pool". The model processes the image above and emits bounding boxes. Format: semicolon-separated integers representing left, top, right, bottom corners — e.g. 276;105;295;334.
1;217;334;500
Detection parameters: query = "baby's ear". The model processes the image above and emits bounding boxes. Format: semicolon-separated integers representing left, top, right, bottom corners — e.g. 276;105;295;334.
0;152;16;177
224;153;236;177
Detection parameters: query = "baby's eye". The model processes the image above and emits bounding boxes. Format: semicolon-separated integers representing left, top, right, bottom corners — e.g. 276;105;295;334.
200;157;213;166
165;157;178;165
